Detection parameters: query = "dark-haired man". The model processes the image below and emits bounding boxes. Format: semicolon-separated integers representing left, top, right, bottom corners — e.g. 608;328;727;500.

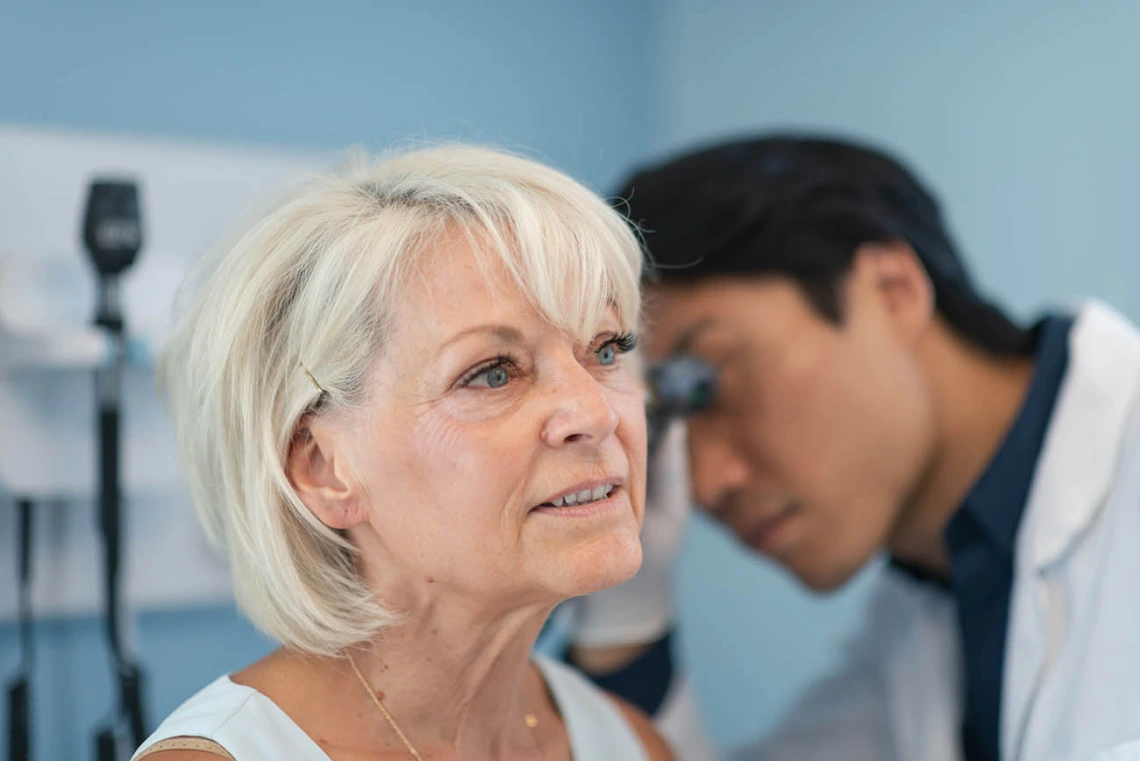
569;135;1140;761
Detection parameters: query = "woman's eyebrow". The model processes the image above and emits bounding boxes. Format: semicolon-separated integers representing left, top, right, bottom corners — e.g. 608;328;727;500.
436;324;526;354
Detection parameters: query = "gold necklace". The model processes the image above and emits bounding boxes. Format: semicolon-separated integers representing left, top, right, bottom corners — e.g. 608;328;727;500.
345;650;540;760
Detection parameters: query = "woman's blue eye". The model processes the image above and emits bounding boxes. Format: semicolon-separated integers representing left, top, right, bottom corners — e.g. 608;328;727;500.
482;365;510;388
460;355;520;389
597;344;617;366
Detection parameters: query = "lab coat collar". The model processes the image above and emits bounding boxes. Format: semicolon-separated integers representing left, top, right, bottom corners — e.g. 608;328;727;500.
1024;301;1140;571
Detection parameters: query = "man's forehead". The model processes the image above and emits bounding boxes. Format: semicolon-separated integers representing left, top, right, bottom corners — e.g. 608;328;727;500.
646;275;804;319
666;318;721;354
642;310;726;360
643;278;791;358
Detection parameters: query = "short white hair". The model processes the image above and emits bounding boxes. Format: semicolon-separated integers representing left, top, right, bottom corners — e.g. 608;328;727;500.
159;144;644;655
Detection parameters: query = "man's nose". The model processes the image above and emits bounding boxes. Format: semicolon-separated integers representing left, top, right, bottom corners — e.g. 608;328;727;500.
688;428;751;513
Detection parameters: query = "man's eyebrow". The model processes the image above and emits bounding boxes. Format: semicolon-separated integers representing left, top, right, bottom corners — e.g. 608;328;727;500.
669;318;718;355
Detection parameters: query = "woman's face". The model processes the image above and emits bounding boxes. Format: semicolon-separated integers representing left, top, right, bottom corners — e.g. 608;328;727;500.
322;237;646;613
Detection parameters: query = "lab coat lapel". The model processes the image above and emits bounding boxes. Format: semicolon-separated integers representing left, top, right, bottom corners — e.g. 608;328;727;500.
1001;302;1140;761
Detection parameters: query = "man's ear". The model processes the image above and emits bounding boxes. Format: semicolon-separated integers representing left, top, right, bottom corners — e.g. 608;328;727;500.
287;418;368;530
851;240;935;343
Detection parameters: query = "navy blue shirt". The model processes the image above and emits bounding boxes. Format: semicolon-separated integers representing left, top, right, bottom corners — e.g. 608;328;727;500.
571;630;676;715
895;314;1074;761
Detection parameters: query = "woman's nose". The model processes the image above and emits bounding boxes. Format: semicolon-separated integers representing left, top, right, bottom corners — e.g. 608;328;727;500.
540;363;621;448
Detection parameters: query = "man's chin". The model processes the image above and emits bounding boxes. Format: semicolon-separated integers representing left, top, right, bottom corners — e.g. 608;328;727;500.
780;555;865;593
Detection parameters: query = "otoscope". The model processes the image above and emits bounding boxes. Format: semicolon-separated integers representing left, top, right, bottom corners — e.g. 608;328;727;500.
645;355;718;459
82;180;149;761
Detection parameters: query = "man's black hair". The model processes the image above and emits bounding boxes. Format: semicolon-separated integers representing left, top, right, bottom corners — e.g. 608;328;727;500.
615;134;1031;355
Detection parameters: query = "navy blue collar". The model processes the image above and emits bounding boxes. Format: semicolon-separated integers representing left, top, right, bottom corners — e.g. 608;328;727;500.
890;314;1074;585
947;315;1073;556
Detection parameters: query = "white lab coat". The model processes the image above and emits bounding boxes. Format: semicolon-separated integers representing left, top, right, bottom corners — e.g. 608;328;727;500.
704;301;1140;761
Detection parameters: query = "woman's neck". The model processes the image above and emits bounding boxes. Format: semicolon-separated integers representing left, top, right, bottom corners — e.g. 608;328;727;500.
345;596;555;758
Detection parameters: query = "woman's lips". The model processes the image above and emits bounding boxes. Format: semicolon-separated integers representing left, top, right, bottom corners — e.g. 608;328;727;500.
532;486;626;518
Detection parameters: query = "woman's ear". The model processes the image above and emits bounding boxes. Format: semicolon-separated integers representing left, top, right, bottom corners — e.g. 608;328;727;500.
852;239;935;344
287;418;368;530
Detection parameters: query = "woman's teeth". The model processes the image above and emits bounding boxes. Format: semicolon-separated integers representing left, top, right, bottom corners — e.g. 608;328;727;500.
547;485;614;507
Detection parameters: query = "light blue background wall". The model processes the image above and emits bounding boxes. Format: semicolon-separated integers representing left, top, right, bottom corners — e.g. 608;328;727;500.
649;0;1140;322
5;0;1140;756
0;1;652;757
0;0;652;191
656;0;1140;748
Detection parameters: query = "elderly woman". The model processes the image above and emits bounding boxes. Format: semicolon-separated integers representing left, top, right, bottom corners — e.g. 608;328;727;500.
134;146;672;761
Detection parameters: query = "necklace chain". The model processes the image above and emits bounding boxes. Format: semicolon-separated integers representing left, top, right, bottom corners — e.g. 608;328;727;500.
347;650;426;761
345;649;541;760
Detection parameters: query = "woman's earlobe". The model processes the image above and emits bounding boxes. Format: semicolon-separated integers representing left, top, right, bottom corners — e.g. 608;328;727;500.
287;423;366;530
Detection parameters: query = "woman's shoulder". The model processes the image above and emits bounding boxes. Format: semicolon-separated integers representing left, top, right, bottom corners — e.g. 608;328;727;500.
131;676;258;759
133;669;329;761
136;751;231;761
133;735;237;761
159;676;260;733
533;655;671;761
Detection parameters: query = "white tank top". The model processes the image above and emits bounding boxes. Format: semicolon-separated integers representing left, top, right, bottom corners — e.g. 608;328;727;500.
132;655;648;761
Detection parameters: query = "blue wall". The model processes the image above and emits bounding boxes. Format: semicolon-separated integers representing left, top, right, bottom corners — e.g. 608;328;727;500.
654;0;1140;748
650;0;1140;322
0;1;652;757
0;0;651;192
